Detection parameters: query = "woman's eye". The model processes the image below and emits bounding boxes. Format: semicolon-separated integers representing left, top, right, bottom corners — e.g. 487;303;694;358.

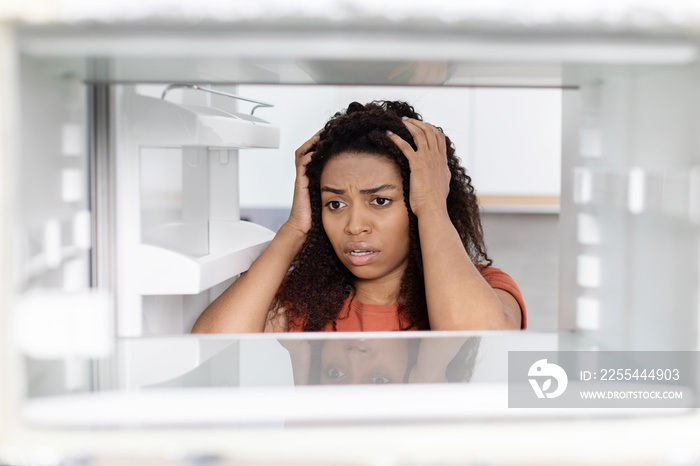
326;367;346;379
371;198;391;207
326;200;345;211
370;376;390;384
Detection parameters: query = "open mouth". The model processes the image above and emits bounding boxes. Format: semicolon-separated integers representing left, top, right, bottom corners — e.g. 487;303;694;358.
349;250;374;256
343;243;379;266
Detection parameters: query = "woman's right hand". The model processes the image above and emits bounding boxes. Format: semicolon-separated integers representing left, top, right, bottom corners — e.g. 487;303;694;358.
285;130;321;236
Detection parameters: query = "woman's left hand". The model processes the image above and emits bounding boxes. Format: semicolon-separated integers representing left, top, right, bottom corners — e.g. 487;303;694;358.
386;117;451;218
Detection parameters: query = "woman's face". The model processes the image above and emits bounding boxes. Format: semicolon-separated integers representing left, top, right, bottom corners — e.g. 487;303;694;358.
320;152;411;283
319;339;410;385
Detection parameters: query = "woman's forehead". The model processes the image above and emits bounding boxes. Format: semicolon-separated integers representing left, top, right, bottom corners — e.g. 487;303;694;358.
320;152;402;186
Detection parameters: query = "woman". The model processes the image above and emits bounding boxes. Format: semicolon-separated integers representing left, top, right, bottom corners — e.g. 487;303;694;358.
192;101;526;333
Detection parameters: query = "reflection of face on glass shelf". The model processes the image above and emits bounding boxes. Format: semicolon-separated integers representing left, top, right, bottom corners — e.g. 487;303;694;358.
320;339;410;385
282;337;481;385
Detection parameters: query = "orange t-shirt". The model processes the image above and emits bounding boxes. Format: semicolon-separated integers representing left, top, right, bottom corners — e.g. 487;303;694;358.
288;266;527;331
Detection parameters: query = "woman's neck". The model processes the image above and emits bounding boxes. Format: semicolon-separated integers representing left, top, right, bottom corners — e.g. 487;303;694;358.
353;272;403;305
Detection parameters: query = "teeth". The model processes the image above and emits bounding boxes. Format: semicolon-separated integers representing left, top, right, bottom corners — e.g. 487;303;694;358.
350;250;373;256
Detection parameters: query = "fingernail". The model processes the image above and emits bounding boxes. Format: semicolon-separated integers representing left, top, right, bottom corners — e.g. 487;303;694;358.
402;116;408;120
386;130;393;135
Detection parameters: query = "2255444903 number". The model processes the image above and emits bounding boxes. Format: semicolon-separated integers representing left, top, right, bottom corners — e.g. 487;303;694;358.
599;368;680;381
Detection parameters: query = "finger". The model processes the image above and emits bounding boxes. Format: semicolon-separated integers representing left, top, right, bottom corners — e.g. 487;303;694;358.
401;118;429;151
421;122;444;153
386;130;416;160
405;118;442;152
435;127;447;156
298;151;314;169
295;130;322;158
295;151;313;187
296;136;319;158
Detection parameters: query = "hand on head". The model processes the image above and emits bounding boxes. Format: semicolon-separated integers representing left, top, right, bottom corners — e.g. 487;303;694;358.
286;129;322;236
386;118;451;218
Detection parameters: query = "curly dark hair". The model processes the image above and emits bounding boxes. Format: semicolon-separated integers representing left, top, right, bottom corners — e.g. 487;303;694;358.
272;100;491;331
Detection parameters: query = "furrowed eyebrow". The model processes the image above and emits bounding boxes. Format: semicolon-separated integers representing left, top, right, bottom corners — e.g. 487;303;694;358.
360;184;399;195
320;184;399;195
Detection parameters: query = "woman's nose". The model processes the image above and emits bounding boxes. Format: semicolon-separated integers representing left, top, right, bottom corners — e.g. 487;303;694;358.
344;206;371;235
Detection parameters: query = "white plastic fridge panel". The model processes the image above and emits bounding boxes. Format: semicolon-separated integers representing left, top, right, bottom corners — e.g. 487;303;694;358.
133;222;273;296
560;66;700;350
125;93;280;149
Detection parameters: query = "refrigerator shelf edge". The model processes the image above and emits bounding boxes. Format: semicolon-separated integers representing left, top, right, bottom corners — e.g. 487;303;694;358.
133;221;275;295
126;94;280;149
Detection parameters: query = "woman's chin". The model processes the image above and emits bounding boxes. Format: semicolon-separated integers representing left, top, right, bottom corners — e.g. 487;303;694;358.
343;263;380;280
346;266;397;282
340;257;409;283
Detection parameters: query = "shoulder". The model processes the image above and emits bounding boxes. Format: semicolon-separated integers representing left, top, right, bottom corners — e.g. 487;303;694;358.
478;264;514;286
477;265;528;329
